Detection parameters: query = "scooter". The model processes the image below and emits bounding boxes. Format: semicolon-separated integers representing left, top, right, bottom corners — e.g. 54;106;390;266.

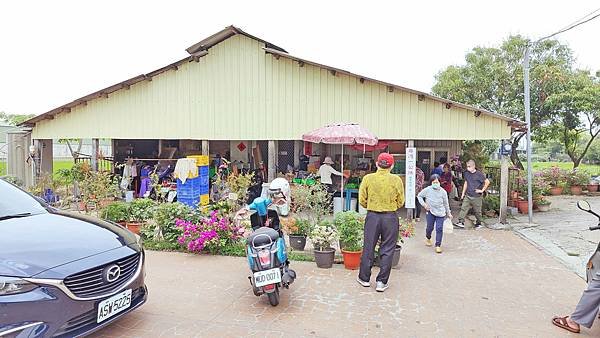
237;207;296;306
576;200;600;283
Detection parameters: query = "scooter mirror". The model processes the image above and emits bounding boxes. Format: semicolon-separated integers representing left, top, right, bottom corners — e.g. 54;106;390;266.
577;200;592;212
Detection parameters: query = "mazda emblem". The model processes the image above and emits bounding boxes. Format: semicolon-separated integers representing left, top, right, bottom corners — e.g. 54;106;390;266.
103;264;121;283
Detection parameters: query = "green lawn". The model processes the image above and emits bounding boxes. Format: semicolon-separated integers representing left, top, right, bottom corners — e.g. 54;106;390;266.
529;162;600;174
0;160;74;177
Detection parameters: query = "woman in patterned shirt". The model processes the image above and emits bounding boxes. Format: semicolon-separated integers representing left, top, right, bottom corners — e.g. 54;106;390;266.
414;166;425;221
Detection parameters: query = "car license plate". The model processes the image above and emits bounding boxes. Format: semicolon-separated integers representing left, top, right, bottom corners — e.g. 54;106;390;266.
253;268;281;287
97;289;132;323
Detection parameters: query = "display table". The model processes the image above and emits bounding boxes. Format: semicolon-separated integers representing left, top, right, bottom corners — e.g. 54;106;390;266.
344;188;359;211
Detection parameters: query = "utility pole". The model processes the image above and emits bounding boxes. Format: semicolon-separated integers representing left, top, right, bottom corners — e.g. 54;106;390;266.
523;44;533;224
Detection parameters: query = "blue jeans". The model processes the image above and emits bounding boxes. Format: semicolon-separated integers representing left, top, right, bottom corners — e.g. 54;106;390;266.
426;212;444;247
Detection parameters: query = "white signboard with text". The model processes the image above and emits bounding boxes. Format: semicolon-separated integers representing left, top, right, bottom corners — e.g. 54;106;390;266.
405;147;416;208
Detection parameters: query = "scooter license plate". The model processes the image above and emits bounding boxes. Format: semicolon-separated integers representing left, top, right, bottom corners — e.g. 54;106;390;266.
253;268;281;287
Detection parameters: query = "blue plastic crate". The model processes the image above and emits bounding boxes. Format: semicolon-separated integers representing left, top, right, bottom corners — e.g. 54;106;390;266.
199;166;209;176
200;185;209;195
178;197;199;208
199;175;209;186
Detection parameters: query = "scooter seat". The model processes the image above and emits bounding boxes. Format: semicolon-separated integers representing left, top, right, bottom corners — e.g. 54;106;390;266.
247;227;280;247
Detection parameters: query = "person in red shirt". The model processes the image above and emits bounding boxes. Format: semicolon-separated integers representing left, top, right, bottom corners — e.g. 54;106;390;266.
440;163;453;196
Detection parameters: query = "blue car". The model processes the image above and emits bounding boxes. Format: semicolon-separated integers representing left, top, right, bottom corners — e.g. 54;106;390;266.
0;179;147;337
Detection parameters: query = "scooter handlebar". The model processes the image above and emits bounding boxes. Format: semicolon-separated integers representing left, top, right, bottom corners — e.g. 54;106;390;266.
589;225;600;231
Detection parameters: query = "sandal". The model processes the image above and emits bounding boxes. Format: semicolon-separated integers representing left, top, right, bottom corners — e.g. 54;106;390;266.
552;316;580;333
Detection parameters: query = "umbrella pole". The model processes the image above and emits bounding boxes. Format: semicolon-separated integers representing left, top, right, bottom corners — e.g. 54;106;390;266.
341;145;344;211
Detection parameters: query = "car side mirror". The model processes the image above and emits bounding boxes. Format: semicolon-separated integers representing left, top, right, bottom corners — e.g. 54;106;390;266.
578;200;592;212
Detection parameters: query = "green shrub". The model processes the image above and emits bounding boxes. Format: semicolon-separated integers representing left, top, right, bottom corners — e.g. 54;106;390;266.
101;202;129;223
129;198;157;222
483;195;500;213
141;202;199;242
334;211;364;251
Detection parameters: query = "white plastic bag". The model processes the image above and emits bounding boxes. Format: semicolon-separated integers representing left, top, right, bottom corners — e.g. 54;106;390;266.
443;218;454;234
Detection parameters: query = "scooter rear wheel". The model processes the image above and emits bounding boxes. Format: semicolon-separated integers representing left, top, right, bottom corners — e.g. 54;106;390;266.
267;288;280;306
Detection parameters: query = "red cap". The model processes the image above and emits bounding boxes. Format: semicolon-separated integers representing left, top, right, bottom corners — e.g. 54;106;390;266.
377;153;394;168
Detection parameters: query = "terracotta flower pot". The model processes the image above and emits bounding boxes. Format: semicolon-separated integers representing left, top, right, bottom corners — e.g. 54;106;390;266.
511;191;519;200
125;222;143;235
550;186;563;196
517;200;529;214
341;249;362;270
508;199;517;208
570;186;583;195
314;248;335;268
587;184;599;192
288;235;307;251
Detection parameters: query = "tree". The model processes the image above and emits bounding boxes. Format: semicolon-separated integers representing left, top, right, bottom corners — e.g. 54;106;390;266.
541;71;600;168
432;36;575;169
0;112;35;126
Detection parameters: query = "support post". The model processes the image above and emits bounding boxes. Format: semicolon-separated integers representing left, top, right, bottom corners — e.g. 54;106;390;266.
499;146;509;225
91;138;99;171
202;140;209;156
524;45;533;223
268;140;276;182
406;140;415;219
38;139;53;176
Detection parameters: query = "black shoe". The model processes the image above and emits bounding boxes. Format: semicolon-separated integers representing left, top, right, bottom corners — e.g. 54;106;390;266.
473;222;482;229
454;222;465;229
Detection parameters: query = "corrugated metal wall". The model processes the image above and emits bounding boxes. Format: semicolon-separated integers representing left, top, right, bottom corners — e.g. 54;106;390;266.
32;34;511;141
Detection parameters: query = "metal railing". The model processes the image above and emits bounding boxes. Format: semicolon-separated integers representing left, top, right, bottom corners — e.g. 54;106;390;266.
484;166;521;198
74;156;114;172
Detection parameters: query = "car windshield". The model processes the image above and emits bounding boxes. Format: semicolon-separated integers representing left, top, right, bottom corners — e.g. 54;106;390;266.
0;179;48;220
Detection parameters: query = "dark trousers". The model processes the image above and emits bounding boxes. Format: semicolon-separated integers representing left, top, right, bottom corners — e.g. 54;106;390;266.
359;211;399;284
426;212;444;247
413;197;422;218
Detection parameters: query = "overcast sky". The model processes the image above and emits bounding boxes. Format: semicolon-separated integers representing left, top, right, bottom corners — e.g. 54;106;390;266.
1;0;598;116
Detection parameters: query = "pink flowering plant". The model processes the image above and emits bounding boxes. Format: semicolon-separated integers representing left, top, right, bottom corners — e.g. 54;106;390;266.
540;166;567;188
176;210;244;254
398;217;415;244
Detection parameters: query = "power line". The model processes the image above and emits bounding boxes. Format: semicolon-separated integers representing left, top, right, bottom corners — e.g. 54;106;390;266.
537;8;600;42
554;6;600;34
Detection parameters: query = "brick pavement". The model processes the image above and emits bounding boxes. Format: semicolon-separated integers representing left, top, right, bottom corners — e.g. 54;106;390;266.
90;227;599;337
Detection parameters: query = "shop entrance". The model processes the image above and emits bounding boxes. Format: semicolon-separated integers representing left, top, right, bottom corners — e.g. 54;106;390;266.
278;140;295;173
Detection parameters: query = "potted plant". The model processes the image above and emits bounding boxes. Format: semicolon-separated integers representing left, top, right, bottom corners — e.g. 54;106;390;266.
516;174;529;214
537;198;551;212
334;211;364;270
309;220;339;269
543;166;566;196
127;198;156;234
374;217;415;268
100;201;130;226
567;169;589;196
282;217;312;251
587;178;599;193
483;195;500;217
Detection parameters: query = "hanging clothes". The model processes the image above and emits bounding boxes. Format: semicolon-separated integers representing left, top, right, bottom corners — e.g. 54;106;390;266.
174;158;198;184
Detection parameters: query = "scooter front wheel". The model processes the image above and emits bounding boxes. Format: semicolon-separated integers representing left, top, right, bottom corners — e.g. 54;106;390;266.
267;287;280;306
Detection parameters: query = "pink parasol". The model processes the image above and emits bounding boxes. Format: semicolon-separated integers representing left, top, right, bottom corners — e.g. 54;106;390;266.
302;123;378;146
302;123;378;211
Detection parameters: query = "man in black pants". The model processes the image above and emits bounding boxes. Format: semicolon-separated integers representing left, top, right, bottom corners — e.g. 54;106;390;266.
357;153;405;292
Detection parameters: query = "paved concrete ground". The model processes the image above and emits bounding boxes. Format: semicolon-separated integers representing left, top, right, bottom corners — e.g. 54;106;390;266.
512;196;600;279
90;224;599;337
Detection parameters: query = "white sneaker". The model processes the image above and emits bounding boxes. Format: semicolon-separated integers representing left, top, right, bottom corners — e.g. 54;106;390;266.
376;281;389;292
357;277;370;287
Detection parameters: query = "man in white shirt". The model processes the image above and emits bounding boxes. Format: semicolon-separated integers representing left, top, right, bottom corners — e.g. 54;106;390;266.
318;156;343;191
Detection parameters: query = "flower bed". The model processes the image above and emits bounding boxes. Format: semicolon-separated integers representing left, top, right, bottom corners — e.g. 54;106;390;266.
176;211;245;254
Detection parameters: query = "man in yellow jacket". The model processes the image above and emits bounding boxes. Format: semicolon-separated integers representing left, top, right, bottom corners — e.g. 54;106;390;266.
357;153;405;292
